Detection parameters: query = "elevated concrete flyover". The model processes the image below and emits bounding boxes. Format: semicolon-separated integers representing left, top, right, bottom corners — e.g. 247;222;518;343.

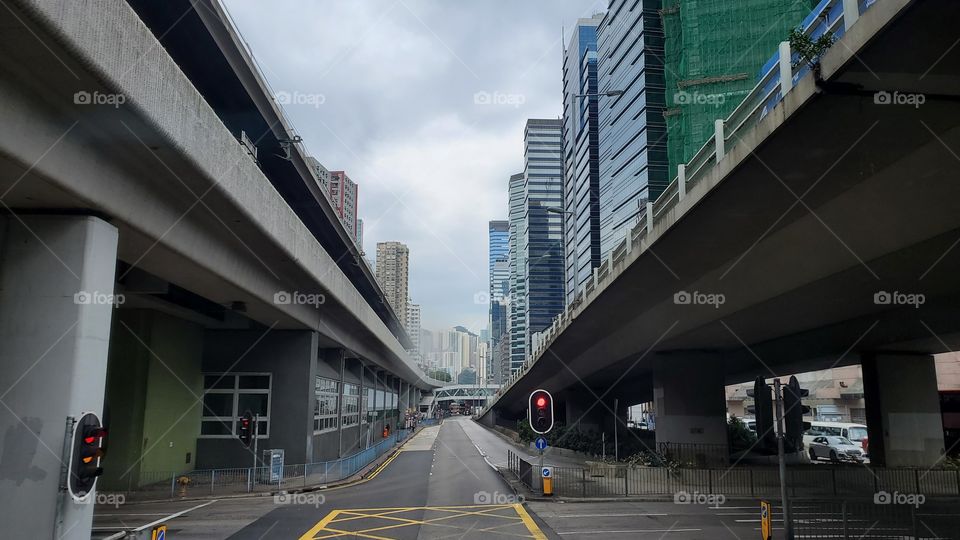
0;0;441;537
483;0;960;469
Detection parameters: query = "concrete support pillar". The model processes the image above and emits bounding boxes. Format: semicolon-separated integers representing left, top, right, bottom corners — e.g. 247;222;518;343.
0;215;118;539
653;354;728;451
862;353;945;467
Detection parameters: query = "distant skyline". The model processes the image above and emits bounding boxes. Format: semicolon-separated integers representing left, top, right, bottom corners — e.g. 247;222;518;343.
223;0;603;330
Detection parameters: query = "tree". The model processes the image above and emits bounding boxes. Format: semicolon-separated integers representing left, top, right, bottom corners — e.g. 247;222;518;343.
427;369;452;382
457;368;477;385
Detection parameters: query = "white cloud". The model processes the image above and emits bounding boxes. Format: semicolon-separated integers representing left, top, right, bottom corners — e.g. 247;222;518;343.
222;0;603;330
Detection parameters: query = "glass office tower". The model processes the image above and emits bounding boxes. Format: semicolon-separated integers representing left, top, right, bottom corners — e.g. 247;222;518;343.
521;119;564;359
562;16;604;303
596;0;668;258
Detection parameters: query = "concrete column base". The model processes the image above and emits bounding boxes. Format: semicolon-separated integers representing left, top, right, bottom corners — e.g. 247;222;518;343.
653;353;728;463
863;353;945;467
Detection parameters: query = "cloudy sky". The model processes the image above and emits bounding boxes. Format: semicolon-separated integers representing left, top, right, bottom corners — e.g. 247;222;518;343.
222;0;603;332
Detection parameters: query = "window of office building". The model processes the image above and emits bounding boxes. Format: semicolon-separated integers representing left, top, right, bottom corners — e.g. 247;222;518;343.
315;377;339;433
200;373;271;438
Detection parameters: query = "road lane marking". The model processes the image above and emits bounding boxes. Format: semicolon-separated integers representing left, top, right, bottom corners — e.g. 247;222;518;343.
550;513;668;518
514;503;548;540
300;504;547;539
557;529;702;535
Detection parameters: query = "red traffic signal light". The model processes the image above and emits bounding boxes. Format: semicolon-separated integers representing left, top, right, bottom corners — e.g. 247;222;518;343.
528;389;554;434
68;412;105;500
239;410;254;447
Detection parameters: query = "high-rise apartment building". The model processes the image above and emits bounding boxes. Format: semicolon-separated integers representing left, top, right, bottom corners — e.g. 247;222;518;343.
330;171;360;245
306;156;331;197
596;0;668;258
562;16;604;302
405;301;421;362
356;218;364;252
375;241;409;327
521;119;564;356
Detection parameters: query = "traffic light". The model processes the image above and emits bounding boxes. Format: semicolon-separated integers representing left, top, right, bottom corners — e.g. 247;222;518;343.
783;375;811;453
528;389;554;434
68;412;106;500
239;410;254;447
747;377;776;453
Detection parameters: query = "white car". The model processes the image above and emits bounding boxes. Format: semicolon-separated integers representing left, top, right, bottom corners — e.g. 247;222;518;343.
808;436;865;463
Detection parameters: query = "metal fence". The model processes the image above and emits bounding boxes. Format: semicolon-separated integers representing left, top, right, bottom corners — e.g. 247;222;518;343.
507;450;960;499
103;429;412;500
792;499;960;539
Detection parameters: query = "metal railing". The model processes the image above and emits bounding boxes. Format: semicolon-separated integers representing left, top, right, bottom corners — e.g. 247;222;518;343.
487;0;879;412
101;429;412;500
792;499;960;539
509;450;960;499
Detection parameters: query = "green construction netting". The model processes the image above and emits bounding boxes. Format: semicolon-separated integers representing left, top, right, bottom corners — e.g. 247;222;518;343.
661;0;819;175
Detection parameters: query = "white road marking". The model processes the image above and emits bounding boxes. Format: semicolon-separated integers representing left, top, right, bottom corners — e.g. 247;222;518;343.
551;514;668;518
557;529;701;535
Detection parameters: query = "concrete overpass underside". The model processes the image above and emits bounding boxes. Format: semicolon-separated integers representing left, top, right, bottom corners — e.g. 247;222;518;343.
485;0;960;468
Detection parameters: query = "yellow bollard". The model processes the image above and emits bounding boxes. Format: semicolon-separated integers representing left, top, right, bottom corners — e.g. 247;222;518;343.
542;466;554;496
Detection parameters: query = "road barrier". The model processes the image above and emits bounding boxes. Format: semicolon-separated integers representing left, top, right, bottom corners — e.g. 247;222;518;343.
102;429;413;500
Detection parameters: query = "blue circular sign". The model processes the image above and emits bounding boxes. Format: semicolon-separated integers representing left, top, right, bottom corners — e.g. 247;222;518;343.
535;437;548;450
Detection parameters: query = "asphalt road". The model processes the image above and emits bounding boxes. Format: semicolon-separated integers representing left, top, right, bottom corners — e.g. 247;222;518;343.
94;418;780;539
231;418;548;539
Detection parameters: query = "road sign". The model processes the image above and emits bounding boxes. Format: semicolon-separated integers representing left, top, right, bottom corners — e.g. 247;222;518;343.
535;437;548;451
541;466;553;478
760;500;772;540
151;524;167;540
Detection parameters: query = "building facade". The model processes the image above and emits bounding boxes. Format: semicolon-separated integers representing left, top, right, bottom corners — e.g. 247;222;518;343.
330;171;360;245
596;0;668;258
507;172;527;373
521;119;565;354
375;241;410;327
405;301;421;363
488;220;510;382
562;16;604;303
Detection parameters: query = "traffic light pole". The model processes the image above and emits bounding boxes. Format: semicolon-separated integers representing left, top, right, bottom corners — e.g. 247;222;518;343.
252;413;259;481
773;379;793;540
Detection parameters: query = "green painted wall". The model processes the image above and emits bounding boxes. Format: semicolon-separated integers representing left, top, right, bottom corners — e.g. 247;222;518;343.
100;310;202;489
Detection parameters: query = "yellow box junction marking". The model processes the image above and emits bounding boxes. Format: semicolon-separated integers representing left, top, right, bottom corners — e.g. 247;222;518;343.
299;504;546;540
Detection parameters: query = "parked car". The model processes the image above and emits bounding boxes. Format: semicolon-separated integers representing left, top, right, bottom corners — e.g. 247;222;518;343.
808;435;865;463
802;421;868;449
